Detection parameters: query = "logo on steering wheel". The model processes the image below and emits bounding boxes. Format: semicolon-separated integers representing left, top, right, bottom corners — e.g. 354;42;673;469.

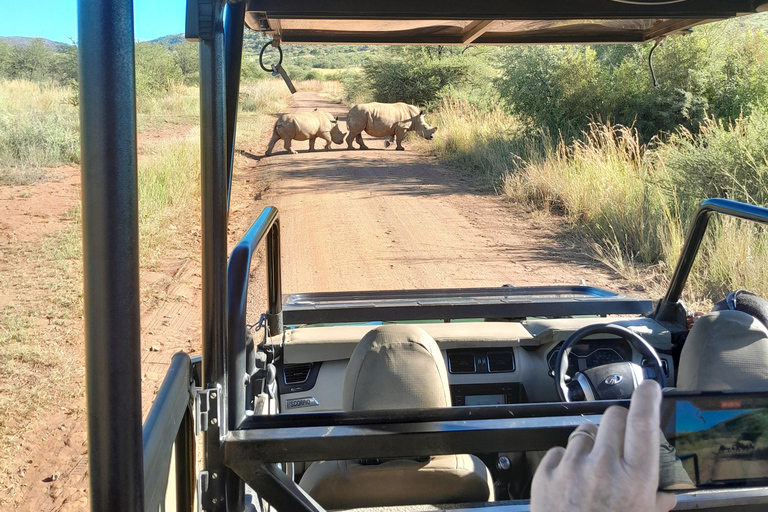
604;375;623;386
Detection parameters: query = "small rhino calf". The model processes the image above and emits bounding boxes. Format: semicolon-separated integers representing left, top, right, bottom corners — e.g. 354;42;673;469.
265;111;346;156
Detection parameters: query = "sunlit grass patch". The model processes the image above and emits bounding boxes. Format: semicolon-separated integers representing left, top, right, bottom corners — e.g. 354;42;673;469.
239;79;292;113
0;80;80;176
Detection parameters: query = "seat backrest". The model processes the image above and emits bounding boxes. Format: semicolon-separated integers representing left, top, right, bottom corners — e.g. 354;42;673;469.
299;324;494;508
342;324;452;411
677;310;768;391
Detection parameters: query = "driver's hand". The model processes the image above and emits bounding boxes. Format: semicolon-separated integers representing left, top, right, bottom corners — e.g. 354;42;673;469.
531;381;677;512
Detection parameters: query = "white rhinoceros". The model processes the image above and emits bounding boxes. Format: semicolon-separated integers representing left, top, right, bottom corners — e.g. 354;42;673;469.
345;102;438;151
265;111;346;156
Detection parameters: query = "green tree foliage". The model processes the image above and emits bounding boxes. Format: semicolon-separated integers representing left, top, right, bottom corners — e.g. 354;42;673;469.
0;38;77;85
171;42;199;85
134;42;184;95
496;20;768;140
362;48;489;108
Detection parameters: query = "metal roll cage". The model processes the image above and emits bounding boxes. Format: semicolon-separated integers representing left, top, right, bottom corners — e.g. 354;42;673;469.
77;0;768;510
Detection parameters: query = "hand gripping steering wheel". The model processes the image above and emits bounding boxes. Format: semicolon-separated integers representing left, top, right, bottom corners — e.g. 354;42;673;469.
555;324;665;402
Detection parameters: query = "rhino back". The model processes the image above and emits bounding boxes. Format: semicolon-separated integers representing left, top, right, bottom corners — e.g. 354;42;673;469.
353;102;420;136
278;112;332;139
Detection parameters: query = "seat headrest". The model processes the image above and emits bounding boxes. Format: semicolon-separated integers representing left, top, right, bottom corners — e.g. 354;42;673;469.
678;310;768;391
713;290;768;331
342;325;452;411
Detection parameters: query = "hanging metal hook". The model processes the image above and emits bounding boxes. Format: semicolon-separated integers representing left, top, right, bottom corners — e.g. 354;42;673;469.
259;40;296;94
259;41;283;73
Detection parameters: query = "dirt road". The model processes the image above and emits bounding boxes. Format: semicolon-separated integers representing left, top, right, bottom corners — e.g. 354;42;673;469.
233;91;620;297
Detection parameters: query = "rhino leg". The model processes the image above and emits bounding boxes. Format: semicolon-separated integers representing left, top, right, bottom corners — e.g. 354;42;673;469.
265;131;281;156
308;138;316;152
355;133;369;150
284;139;298;155
395;128;407;151
319;132;333;150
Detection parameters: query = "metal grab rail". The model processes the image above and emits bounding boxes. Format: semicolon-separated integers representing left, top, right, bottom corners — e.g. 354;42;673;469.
227;206;282;430
142;352;195;512
657;198;768;321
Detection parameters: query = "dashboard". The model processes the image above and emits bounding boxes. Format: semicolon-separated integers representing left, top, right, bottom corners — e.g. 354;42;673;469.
274;318;675;413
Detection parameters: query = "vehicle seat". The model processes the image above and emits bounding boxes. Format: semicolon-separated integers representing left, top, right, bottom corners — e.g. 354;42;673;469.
677;309;768;391
299;325;495;509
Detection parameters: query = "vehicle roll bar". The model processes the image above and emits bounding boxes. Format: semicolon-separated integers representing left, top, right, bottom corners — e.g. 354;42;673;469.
77;0;144;509
657;198;768;321
142;353;195;512
227;206;282;430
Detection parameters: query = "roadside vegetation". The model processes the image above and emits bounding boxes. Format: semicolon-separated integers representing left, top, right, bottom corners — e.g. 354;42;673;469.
0;37;295;499
343;14;768;305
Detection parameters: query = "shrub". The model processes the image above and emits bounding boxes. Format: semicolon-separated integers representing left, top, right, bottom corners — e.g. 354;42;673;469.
495;20;768;141
134;42;184;95
362;55;471;108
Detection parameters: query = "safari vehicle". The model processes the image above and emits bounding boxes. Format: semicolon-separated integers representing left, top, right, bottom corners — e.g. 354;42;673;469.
77;1;768;511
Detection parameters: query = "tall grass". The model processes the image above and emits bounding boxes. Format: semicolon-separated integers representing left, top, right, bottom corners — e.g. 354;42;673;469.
0;80;79;180
429;99;768;304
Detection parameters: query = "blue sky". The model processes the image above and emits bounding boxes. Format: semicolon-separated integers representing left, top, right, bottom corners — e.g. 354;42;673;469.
675;401;758;433
0;0;187;44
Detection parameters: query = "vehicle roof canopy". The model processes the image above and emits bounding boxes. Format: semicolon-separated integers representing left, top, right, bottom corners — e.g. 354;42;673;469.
245;0;768;45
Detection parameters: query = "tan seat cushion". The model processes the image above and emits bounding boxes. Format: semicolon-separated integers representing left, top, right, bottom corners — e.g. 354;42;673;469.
678;310;768;391
342;324;452;411
299;454;494;510
299;325;494;508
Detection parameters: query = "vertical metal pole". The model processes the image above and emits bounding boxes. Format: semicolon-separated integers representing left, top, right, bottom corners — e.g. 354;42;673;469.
267;222;283;334
77;0;144;510
225;1;246;210
199;1;229;510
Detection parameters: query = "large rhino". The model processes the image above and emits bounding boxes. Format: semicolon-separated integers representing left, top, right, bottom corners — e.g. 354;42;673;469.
345;102;438;151
265;111;346;156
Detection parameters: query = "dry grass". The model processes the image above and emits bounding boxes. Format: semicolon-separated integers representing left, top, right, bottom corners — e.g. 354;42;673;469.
0;78;293;497
0;80;79;179
428;100;768;306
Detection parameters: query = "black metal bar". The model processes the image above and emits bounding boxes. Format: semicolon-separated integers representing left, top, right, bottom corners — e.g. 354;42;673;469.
245;0;761;20
267;219;283;333
242;400;627;429
199;1;229;510
226;413;604;463
225;1;246;210
227;463;326;512
227;207;279;431
274;32;652;46
174;408;196;512
142;353;193;512
657;199;768;321
77;0;144;510
283;285;653;325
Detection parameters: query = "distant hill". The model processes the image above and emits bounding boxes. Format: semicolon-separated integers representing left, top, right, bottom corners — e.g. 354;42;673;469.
0;36;70;50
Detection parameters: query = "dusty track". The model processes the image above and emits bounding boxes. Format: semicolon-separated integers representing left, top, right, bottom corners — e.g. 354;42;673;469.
233;91;620;297
3;90;627;510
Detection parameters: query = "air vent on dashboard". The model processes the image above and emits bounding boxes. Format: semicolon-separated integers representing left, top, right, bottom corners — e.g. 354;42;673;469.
284;363;312;384
448;352;476;374
488;351;515;372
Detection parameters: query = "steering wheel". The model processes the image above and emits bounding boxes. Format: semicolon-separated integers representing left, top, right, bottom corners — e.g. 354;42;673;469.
555;324;665;402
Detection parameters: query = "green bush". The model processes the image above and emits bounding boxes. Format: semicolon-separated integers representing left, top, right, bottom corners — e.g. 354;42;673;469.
134;42;184;95
362;54;472;108
495;20;768;140
0;39;78;86
0;111;79;172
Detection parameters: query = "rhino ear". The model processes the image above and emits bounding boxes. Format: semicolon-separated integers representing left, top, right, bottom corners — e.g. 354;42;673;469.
334;116;339;123
419;109;426;116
